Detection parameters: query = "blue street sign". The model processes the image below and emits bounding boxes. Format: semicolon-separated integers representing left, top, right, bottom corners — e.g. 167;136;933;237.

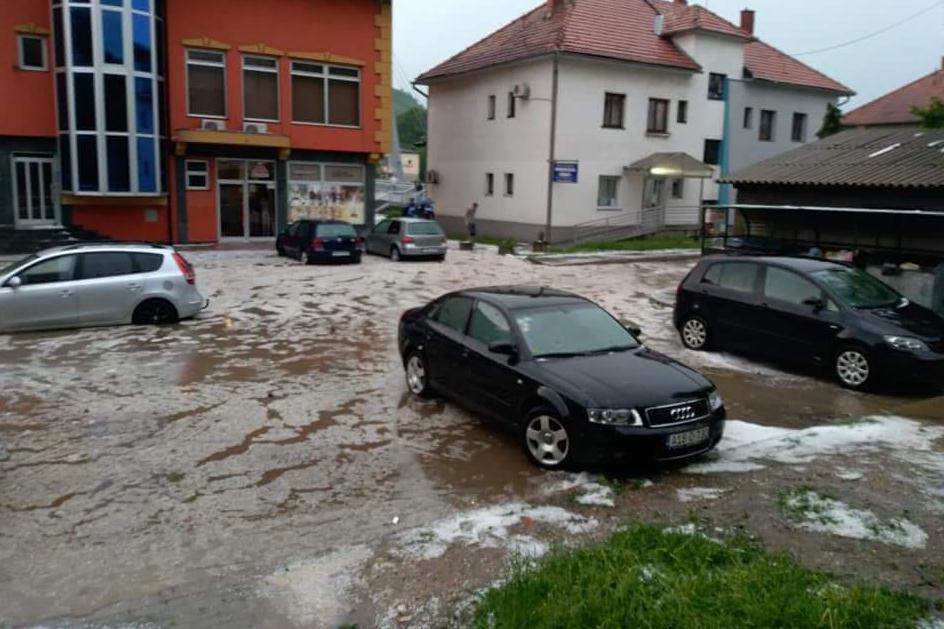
553;161;578;183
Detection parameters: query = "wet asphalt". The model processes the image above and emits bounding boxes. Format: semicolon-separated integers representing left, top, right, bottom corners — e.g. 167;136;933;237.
1;248;941;627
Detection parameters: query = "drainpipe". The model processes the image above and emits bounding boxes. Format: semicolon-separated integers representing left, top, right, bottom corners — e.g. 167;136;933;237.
718;76;732;209
545;52;560;243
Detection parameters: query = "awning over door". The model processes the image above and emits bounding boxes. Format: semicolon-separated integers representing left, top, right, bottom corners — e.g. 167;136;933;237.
625;152;715;178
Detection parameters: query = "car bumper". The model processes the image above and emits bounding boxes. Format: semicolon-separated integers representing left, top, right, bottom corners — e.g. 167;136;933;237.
308;250;363;262
573;408;726;464
875;347;944;385
177;290;208;320
402;245;447;257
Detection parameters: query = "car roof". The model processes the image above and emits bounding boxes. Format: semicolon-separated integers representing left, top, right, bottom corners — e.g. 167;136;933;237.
395;217;438;223
459;285;589;310
702;255;849;273
37;242;172;256
302;219;352;225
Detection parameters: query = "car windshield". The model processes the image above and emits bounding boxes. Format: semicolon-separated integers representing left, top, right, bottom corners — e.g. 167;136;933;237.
812;267;901;309
317;224;357;238
514;302;640;358
407;222;443;236
0;254;36;277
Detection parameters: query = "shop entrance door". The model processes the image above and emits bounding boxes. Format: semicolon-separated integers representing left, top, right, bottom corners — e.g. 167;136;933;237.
13;156;60;228
217;160;277;240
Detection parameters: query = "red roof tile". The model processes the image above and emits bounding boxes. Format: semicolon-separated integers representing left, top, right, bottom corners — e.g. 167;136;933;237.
416;0;850;97
649;0;750;39
416;0;700;83
843;67;944;126
744;41;853;95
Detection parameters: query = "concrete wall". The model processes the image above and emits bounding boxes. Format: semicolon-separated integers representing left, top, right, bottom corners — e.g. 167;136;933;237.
727;81;837;175
426;58;554;241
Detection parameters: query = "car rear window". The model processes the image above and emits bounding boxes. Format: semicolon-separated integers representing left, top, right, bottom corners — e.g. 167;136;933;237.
79;252;134;279
317;224;357;238
703;262;759;293
133;253;164;273
407;222;444;236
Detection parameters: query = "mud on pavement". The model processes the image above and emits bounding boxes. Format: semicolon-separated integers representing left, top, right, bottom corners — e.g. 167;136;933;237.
1;247;942;628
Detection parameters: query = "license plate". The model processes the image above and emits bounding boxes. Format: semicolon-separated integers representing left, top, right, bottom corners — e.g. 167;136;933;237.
332;251;351;257
424;248;441;253
667;426;710;449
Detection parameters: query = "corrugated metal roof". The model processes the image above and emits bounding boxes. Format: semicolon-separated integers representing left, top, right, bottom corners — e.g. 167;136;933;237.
723;127;944;189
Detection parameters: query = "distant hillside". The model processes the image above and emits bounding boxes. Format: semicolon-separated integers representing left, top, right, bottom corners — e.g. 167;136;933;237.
394;88;423;116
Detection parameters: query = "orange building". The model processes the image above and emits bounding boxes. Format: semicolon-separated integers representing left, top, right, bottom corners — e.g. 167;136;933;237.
0;0;392;247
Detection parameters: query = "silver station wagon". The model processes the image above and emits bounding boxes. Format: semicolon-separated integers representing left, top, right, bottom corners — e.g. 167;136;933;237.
0;243;207;333
366;217;448;261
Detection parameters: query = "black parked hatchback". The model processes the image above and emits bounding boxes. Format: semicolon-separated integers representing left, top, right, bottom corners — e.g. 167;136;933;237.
276;219;364;264
399;286;725;469
674;256;944;390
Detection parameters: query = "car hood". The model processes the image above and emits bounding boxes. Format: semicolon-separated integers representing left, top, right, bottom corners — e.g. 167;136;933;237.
532;347;713;409
861;301;944;339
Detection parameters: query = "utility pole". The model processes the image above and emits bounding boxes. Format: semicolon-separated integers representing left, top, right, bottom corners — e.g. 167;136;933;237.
545;53;560;243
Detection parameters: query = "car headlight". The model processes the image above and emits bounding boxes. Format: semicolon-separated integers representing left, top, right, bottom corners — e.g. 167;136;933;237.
884;335;929;353
708;390;724;412
587;408;642;426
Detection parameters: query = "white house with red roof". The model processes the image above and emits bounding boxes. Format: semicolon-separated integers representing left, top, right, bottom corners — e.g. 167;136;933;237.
416;0;853;243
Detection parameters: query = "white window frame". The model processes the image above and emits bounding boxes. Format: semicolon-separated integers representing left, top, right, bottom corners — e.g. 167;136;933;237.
290;60;361;128
597;175;620;210
186;48;227;119
185;159;209;190
18;34;48;71
242;54;280;123
485;172;494;196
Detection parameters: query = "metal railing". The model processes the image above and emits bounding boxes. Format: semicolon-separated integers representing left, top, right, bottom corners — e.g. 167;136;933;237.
571;205;668;244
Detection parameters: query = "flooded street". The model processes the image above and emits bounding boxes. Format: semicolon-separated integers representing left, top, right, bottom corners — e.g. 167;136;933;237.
1;248;942;627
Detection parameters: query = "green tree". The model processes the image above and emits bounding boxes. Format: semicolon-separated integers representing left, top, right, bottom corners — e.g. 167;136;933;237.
817;102;844;138
912;97;944;128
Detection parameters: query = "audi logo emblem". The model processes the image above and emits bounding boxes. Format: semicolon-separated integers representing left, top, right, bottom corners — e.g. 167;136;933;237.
670;405;696;421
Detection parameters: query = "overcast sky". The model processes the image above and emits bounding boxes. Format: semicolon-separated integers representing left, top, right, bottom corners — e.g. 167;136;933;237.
393;0;944;110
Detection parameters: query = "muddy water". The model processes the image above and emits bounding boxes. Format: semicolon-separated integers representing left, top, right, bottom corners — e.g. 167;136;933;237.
0;250;941;627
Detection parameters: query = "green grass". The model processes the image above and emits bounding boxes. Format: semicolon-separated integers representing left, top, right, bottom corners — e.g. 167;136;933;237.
471;524;930;628
552;235;700;254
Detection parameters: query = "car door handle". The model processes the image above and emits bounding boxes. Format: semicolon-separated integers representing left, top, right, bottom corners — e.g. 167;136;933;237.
59;289;74;298
127;283;142;291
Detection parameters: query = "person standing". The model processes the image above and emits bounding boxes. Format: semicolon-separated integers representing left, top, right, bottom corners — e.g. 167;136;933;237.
465;202;478;239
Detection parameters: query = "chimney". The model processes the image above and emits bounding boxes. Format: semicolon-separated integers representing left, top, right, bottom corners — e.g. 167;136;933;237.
740;9;755;35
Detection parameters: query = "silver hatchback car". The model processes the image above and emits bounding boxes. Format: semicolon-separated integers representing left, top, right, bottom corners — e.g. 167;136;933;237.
366;217;447;261
0;243;207;333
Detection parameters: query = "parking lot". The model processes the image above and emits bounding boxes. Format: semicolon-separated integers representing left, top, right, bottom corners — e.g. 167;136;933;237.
2;246;943;627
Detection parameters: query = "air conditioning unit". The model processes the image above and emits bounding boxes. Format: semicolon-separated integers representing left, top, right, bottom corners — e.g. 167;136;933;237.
426;169;440;185
243;122;268;134
200;119;225;131
512;83;531;100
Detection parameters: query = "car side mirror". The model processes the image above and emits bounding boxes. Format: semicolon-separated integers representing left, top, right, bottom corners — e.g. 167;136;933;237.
488;341;518;357
803;297;825;312
621;320;642;337
5;276;22;289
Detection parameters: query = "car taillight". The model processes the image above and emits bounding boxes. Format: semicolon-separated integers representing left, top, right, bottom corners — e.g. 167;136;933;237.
356;236;365;251
173;252;195;286
402;236;415;244
311;238;325;251
676;280;685;299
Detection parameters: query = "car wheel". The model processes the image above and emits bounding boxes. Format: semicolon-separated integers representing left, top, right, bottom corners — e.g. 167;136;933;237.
132;299;179;326
391;246;402;262
436;254;446;262
405;351;434;398
835;345;873;390
304;250;315;265
680;315;710;350
522;408;573;469
276;245;285;257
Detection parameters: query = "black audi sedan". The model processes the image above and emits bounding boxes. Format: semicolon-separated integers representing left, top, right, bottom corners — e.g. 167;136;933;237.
398;286;725;469
674;256;944;391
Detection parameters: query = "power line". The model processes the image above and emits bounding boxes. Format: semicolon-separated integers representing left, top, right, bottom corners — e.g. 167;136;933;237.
791;0;944;56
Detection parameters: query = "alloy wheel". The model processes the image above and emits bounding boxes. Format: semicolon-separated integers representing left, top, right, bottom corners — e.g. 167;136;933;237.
682;318;707;349
406;355;426;395
525;415;570;467
836;349;870;388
